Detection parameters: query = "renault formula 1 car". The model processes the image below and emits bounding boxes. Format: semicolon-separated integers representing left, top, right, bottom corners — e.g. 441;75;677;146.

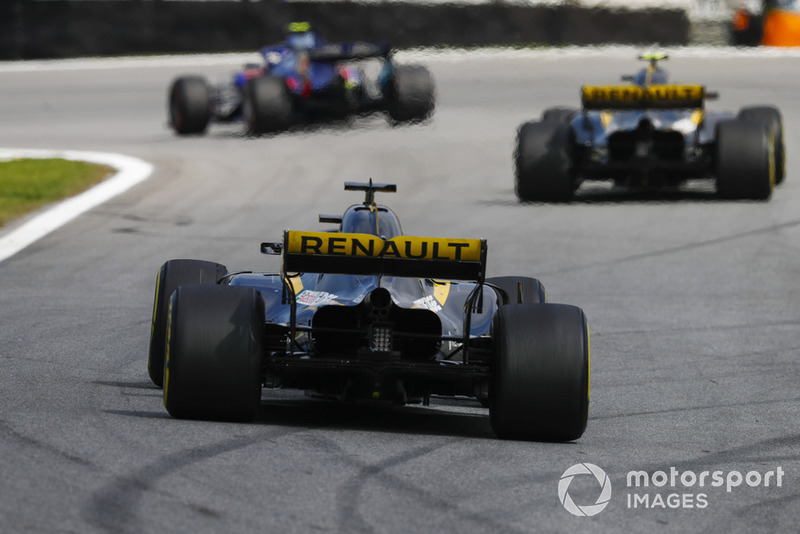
168;23;435;135
147;181;589;441
514;53;785;202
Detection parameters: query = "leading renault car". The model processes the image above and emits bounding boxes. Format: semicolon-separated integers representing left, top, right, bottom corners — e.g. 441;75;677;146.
515;53;785;202
147;181;589;441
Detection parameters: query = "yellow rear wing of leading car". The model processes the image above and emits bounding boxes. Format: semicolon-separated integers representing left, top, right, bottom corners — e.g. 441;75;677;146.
581;84;708;110
277;230;487;282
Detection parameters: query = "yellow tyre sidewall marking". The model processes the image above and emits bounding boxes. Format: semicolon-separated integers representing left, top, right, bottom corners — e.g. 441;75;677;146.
163;297;173;406
769;131;776;189
586;321;591;401
149;270;162;345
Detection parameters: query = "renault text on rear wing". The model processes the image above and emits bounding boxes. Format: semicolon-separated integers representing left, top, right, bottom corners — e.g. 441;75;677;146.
282;230;486;281
581;85;707;110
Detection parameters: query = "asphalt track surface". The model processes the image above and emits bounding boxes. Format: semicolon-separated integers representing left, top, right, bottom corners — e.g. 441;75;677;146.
0;48;799;533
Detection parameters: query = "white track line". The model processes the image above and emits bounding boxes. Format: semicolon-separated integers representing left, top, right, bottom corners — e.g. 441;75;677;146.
0;149;153;264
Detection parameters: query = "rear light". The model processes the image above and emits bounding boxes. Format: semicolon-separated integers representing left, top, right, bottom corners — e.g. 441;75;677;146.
370;324;393;352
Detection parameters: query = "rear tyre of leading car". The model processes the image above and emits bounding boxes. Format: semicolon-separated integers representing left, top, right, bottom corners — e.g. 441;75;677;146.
515;121;576;202
148;259;228;388
385;65;436;124
715;119;774;200
164;284;264;422
168;76;211;135
490;303;589;441
738;106;785;185
244;76;294;134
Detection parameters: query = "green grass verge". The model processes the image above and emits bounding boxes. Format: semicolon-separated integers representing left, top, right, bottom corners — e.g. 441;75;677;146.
0;158;114;227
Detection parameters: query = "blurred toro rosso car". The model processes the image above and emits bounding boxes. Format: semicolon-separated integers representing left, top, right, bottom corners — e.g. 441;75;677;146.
168;23;435;135
147;181;590;441
515;53;785;202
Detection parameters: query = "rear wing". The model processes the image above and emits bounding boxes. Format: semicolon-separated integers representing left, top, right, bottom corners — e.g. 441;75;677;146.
308;42;391;62
281;230;486;282
265;229;488;362
581;84;707;110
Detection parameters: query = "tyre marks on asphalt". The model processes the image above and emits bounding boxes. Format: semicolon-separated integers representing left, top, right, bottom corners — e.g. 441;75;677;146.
0;419;94;469
335;440;450;533
80;428;299;534
328;437;530;534
593;395;800;420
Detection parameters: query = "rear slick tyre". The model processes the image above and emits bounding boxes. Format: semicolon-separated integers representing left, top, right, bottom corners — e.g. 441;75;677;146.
515;121;576;202
490;303;589;441
385;65;436;123
738;106;785;185
148;259;228;388
715;119;774;200
164;284;264;422
244;76;293;134
168;76;211;135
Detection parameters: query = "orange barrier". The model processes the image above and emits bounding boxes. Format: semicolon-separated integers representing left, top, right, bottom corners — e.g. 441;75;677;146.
762;8;800;46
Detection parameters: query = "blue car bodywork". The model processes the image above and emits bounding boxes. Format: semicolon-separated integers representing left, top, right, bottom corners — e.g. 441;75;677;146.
232;32;390;99
168;29;434;135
